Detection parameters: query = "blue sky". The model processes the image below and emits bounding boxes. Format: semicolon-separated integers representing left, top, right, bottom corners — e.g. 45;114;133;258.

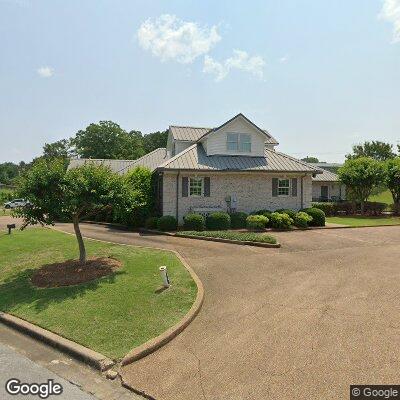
0;0;399;163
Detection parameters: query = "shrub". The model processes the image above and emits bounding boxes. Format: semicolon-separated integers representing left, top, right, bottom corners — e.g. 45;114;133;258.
145;216;159;229
276;208;297;219
206;212;231;230
230;212;248;229
391;203;400;216
302;208;325;226
246;215;268;230
157;215;178;231
176;230;277;244
270;212;293;230
334;201;355;215
251;209;272;217
184;213;205;231
363;201;387;216
311;202;335;216
294;212;313;228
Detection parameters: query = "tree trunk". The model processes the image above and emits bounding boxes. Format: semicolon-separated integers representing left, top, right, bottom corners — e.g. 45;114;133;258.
72;214;86;264
360;200;365;215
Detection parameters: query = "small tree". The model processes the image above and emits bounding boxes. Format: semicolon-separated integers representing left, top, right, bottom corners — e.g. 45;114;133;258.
385;157;400;215
338;157;385;215
16;159;127;263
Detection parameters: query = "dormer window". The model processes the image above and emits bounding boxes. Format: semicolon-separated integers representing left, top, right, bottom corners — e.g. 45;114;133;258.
226;133;251;153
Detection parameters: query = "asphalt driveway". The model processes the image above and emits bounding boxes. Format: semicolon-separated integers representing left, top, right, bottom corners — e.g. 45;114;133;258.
53;223;400;400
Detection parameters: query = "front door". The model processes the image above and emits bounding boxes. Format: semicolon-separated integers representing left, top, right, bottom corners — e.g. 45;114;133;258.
321;185;329;200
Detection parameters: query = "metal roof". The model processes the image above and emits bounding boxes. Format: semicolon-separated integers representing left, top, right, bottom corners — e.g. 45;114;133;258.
312;168;340;182
158;144;322;173
68;148;168;174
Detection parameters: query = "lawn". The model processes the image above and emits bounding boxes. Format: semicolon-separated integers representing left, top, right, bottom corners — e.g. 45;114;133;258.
0;228;197;359
327;215;400;227
0;207;11;216
176;230;277;244
369;189;393;205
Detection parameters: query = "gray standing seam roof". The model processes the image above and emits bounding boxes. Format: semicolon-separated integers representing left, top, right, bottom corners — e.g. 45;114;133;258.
169;126;279;145
158;144;322;173
312;168;340;182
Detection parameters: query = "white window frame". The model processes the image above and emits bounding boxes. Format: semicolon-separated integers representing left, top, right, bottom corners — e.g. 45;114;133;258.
189;177;204;197
278;178;290;196
226;133;252;153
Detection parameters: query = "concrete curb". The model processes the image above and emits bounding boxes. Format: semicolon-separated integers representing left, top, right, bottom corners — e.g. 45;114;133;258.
138;228;281;248
50;226;205;367
0;312;115;371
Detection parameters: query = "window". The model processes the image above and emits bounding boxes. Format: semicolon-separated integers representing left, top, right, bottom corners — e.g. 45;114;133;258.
239;134;251;152
189;177;203;196
227;133;239;151
226;133;252;152
278;179;290;196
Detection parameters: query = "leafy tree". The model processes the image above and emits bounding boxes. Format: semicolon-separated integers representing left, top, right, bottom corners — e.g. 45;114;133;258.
338;157;385;214
385;157;400;214
346;141;396;161
142;130;168;153
72;121;145;160
42;139;74;159
301;156;319;163
16;159;128;263
0;162;19;184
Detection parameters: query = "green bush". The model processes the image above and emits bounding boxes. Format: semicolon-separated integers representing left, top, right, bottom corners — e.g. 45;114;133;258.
294;212;313;228
183;213;205;231
251;209;272;217
229;212;248;228
145;216;159;229
363;201;387;216
205;212;231;230
270;212;293;230
246;215;268;230
176;230;277;244
311;202;336;216
276;208;297;219
157;215;178;231
302;207;325;226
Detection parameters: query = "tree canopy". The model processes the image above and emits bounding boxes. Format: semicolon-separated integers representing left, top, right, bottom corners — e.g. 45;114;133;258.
301;156;319;163
0;162;20;185
384;157;400;213
346;141;396;161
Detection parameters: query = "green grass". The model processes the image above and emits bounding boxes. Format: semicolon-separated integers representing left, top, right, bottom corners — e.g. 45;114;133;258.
0;207;11;216
369;189;393;205
177;230;277;244
327;216;400;227
0;228;197;359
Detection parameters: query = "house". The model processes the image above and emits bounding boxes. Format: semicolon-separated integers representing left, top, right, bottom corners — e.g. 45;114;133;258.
311;168;346;202
70;113;325;222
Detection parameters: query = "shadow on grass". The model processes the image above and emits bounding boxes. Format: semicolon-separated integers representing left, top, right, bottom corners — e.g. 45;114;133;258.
0;266;126;313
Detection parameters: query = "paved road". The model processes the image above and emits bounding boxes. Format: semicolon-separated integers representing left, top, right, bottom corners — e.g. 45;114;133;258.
55;223;400;399
0;341;96;400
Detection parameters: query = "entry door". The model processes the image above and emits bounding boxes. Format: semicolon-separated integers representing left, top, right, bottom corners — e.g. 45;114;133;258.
321;185;329;200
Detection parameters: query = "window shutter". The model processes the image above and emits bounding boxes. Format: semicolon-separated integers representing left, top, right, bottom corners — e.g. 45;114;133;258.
272;178;278;197
291;178;298;197
182;177;188;197
204;177;210;197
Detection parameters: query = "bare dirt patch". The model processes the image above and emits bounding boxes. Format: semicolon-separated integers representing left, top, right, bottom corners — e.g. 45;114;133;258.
31;257;122;288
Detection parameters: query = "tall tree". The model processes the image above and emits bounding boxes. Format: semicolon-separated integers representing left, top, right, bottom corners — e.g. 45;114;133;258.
0;162;19;184
43;139;74;159
301;156;319;163
142;130;168;153
385;157;400;215
72;121;145;160
338;157;385;214
346;141;396;161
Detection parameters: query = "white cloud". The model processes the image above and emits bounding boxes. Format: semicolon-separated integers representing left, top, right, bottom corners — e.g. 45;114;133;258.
137;14;221;64
380;0;400;43
37;66;54;78
203;50;265;81
279;55;289;63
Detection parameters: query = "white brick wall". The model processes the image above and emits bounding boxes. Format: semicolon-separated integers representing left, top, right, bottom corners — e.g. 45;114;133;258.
162;172;313;223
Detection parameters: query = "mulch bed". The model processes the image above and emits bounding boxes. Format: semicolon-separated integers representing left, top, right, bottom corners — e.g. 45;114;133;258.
31;257;122;288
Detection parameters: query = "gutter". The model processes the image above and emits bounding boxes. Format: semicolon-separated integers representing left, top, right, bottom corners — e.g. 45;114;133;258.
176;171;180;221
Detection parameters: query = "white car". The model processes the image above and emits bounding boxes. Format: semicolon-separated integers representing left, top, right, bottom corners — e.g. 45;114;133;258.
3;199;29;209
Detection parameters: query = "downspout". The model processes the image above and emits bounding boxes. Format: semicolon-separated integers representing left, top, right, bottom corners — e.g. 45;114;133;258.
301;174;306;209
176;172;180;221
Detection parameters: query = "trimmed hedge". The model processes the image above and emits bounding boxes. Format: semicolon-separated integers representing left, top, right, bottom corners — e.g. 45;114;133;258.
312;201;387;216
294;211;313;228
206;212;231;230
145;216;159;229
276;208;297;219
177;230;277;244
302;207;325;226
184;213;205;231
246;215;268;230
251;209;272;217
157;215;178;231
311;202;336;216
230;212;248;229
270;212;293;230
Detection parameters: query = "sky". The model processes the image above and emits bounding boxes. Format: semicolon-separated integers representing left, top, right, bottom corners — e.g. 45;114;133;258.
0;0;399;163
